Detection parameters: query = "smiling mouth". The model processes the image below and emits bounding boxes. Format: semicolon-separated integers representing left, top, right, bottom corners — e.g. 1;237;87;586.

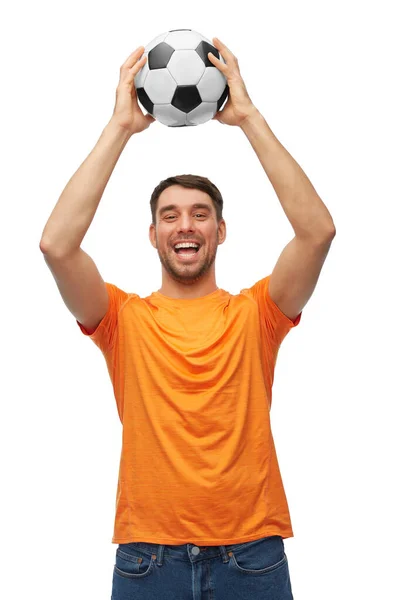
173;247;201;260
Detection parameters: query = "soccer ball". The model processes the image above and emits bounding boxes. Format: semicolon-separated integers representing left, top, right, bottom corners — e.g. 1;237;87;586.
134;29;229;127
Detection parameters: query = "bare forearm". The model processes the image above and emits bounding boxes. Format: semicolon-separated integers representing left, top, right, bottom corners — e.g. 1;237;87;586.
40;118;132;255
240;109;335;239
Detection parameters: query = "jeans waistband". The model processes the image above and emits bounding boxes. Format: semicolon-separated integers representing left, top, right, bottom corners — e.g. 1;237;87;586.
119;535;282;566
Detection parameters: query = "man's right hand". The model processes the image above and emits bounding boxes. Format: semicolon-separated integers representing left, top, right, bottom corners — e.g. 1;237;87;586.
111;47;156;135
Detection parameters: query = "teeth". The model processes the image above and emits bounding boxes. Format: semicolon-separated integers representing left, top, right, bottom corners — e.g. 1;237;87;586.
174;243;199;249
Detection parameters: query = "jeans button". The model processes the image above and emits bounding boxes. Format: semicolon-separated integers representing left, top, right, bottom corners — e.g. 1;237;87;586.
191;546;200;555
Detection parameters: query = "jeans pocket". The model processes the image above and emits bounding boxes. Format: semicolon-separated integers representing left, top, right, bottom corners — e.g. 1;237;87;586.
113;544;155;579
229;535;288;576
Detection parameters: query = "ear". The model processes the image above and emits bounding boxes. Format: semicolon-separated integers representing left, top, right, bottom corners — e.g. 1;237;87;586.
218;220;227;244
149;223;157;248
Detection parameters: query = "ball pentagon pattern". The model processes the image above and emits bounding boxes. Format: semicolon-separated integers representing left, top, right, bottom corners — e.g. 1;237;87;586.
134;29;229;127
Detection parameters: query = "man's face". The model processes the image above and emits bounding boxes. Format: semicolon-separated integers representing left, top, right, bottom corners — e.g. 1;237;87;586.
149;185;226;285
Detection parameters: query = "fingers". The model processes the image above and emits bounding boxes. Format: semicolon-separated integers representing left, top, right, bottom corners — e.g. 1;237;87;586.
127;53;147;87
212;37;236;61
213;37;226;51
119;48;147;88
208;37;238;76
208;50;229;74
121;46;145;70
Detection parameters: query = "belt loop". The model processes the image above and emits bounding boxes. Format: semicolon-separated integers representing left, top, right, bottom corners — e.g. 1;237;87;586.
155;544;165;566
219;545;231;563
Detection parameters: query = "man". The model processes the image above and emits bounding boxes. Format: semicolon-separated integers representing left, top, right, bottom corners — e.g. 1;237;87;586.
40;38;335;600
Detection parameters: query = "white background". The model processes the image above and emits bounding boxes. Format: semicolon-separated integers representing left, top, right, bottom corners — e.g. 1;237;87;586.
1;0;399;598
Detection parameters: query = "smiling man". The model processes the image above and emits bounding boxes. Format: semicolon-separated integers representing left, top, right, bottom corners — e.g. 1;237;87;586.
40;39;335;600
149;182;226;298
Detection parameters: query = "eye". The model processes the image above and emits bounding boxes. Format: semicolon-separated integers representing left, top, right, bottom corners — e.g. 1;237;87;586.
165;214;206;220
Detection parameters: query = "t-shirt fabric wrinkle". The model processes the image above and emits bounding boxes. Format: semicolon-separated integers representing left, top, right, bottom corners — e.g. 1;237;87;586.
77;274;301;545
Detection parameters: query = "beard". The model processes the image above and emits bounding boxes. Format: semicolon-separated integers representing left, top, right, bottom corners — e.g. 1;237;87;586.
156;236;218;286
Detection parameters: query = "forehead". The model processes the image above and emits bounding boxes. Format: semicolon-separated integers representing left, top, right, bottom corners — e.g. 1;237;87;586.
158;185;212;211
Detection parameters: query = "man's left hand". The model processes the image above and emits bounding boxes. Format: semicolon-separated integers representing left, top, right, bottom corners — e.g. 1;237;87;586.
208;37;258;127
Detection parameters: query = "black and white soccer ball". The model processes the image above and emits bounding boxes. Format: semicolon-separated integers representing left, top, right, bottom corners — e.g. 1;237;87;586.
134;29;229;127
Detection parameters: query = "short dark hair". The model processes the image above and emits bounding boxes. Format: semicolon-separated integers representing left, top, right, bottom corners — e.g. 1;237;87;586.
150;174;224;225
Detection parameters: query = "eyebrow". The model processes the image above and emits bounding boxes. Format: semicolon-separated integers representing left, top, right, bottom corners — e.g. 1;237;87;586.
158;203;212;217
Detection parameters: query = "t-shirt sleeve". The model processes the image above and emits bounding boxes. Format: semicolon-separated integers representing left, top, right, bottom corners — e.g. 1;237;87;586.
240;274;302;347
76;282;130;354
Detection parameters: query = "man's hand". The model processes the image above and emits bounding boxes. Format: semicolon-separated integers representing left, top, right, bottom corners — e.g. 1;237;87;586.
111;47;156;135
208;37;258;127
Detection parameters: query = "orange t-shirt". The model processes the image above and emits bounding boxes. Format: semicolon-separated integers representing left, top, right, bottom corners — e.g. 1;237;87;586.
77;274;301;545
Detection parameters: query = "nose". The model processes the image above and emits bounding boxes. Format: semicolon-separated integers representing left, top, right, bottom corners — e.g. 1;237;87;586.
176;214;196;232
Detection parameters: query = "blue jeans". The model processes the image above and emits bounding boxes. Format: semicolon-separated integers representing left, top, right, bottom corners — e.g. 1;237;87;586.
111;534;294;599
